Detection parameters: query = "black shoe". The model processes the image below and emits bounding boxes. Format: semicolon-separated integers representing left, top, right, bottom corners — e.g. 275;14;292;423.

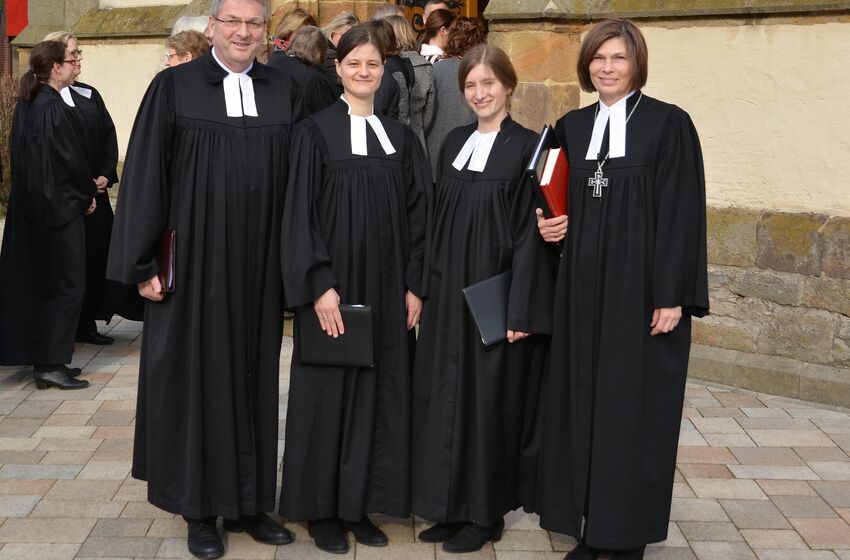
418;522;465;542
610;545;645;559
308;518;349;554
186;517;224;559
33;366;89;390
442;519;504;553
565;543;601;560
343;515;388;547
223;513;293;545
62;365;82;378
76;331;114;345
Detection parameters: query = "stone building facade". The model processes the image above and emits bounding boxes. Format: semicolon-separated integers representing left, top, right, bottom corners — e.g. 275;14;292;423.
10;0;850;405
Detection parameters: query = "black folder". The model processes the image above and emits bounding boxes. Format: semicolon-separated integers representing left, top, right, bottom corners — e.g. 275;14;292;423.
462;271;512;347
296;304;374;368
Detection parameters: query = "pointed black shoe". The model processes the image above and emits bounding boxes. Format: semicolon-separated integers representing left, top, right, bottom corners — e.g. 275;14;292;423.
610;545;646;559
418;522;465;542
343;515;388;547
33;366;89;390
442;519;504;553
223;513;293;545
76;330;114;345
308;518;349;554
186;517;224;559
62;365;82;378
564;543;601;560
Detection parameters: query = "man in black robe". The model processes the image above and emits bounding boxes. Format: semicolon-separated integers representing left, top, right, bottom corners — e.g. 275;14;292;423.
106;1;300;557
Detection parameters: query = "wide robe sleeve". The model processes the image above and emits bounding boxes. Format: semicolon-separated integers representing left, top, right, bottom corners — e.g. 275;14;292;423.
20;102;95;228
280;119;338;307
106;71;175;286
402;127;432;298
91;87;120;186
651;107;710;318
506;133;556;335
375;72;400;120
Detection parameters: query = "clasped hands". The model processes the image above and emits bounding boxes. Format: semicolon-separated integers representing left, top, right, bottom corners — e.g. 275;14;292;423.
314;288;422;338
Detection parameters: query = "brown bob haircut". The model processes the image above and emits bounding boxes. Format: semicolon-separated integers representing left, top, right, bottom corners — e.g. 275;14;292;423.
165;30;209;60
336;23;387;63
577;18;648;93
288;26;328;68
457;44;517;108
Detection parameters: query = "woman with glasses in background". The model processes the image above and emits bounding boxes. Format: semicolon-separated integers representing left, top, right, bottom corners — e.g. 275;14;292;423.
165;30;210;67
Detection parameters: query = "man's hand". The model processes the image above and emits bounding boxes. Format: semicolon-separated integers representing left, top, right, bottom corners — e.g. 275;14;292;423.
650;306;682;336
507;330;529;343
138;274;165;302
536;208;568;244
94;176;109;193
84;197;97;216
314;288;344;337
406;290;422;330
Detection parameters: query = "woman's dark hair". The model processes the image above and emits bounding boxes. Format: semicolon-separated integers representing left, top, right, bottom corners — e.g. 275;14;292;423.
336;23;387;62
577;18;648;93
442;17;485;58
362;19;398;57
288;25;328;68
17;40;66;102
420;8;455;46
457;44;517;109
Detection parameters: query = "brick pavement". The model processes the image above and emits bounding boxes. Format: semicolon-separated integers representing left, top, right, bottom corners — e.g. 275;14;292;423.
2;317;850;559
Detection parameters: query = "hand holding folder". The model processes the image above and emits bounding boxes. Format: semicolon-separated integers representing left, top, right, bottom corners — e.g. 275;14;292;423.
526;125;569;218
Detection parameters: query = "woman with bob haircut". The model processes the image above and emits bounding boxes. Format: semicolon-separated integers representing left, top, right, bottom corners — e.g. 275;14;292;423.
267;25;337;116
532;19;708;560
0;40;97;390
412;43;554;554
279;23;431;556
165;30;209;67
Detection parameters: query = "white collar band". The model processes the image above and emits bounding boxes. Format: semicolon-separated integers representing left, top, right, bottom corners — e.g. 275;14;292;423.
59;87;75;107
452;129;498;172
341;95;396;156
212;47;258;118
585;90;635;160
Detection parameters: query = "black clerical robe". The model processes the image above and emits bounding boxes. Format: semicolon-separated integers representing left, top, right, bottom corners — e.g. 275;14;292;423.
106;52;301;519
67;82;120;329
411;117;555;527
279;100;429;521
0;85;95;366
267;54;338;117
533;94;709;549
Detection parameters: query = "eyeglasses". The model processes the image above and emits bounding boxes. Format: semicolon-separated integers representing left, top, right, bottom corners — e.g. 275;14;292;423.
61;59;79;65
213;16;266;31
165;52;181;60
69;49;83;58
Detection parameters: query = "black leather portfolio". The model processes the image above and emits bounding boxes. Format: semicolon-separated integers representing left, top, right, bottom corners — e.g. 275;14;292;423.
462;271;512;347
296;304;374;368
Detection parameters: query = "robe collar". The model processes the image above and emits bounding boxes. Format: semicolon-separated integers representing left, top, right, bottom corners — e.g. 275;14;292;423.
209;47;259;117
339;95;396;156
585;90;639;160
451;114;516;172
58;83;93;108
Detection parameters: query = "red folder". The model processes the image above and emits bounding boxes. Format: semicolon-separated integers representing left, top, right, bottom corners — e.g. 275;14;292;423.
526;126;569;218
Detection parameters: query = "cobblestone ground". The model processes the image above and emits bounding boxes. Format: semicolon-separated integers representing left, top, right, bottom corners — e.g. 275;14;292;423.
2;318;850;559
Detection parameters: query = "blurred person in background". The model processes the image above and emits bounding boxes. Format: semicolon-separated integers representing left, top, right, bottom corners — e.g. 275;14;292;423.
268;25;337;116
270;7;316;53
419;8;454;64
320;11;361;92
165;30;210;67
385;14;433;150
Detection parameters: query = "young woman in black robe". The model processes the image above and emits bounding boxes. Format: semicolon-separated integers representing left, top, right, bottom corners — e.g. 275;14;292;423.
411;44;555;553
532;19;709;560
279;25;430;555
44;31;120;345
0;40;96;390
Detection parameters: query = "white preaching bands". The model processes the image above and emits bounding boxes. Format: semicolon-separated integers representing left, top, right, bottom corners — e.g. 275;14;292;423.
340;95;396;156
59;85;93;108
452;130;498;172
586;91;643;198
212;47;258;118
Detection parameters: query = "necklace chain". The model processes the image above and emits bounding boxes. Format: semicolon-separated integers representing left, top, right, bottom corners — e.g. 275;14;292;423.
593;92;643;167
587;92;643;198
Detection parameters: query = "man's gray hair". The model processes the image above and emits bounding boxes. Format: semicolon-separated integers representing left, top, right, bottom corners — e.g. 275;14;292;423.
209;0;269;21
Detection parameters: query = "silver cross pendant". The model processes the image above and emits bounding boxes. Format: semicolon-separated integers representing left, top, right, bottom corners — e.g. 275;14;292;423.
587;170;608;198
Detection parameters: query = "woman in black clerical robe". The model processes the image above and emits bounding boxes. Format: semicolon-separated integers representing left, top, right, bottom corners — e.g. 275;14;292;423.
44;31;123;343
532;19;709;560
279;25;430;555
411;44;555;554
0;40;96;390
267;25;337;117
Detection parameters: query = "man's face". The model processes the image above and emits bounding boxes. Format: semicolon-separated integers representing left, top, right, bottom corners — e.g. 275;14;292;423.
209;0;266;72
424;2;450;21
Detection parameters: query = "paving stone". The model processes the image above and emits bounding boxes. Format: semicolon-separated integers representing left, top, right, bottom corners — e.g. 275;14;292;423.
678;464;734;479
697;407;746;418
0;480;54;495
483;553;561;560
78;536;162;557
812;481;850;507
669;498;729;522
730;448;806;466
740;529;807;549
492;529;552;551
678;521;744;541
688;479;768;500
678;431;709;446
676;447;738;465
673;482;696;498
771;495;838;518
9;400;61;418
30;499;126;518
756;480;817;496
0;418;44;437
692;417;744;434
356;541;435;559
796;447;850;462
112;479;147;502
0;517;97;543
0;542;81;559
77;461;132;480
644;548;697;560
691;541;756;559
0;494;41;516
655;522;688;548
53;401;103;415
737;418;816;431
704;433;757;447
270;539;355;559
0;450;47;464
91;518;152;537
727;465;819;480
548;531;577;552
741;408;790;418
40;450;94;464
0;437;40;451
504;510;542;531
791;517;850;549
719;500;791;529
785;408;849;419
813;419;850;435
757;551;839;559
747;430;836;447
87;411;136;427
45;480;121;501
35;438;102;452
0;464;81;480
809;462;850;480
146;518;184;538
43;414;93;427
91;440;133;462
122;501;175;518
99;400;136;412
93;426;135;440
